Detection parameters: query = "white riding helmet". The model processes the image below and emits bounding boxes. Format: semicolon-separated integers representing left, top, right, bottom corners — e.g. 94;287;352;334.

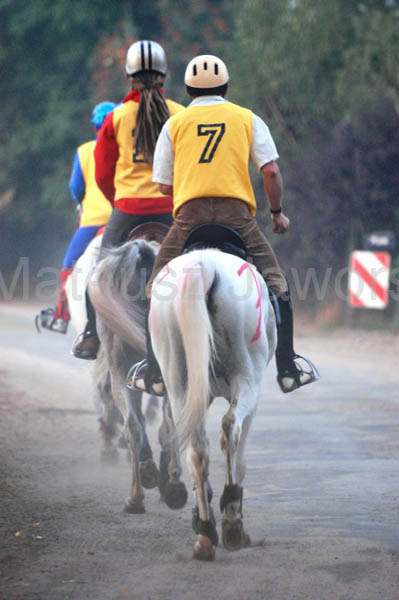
125;40;167;77
184;54;229;89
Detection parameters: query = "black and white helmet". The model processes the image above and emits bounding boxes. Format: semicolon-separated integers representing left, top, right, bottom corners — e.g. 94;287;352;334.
125;40;167;77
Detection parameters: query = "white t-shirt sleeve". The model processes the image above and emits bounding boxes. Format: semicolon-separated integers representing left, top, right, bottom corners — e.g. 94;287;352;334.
152;120;174;185
250;113;279;171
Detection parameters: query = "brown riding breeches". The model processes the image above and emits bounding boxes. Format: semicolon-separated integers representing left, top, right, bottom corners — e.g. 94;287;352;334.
147;197;288;296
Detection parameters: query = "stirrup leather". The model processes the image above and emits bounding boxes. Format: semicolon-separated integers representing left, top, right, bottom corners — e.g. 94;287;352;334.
126;359;166;397
277;354;320;394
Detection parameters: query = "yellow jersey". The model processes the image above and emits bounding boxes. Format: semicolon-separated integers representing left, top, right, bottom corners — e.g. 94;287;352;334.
77;140;112;227
168;101;256;216
112;97;184;202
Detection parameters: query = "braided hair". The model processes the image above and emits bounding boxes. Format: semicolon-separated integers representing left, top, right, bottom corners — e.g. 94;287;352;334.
131;71;170;164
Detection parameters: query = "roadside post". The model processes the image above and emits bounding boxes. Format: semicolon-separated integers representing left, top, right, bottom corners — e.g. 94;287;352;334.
347;231;394;328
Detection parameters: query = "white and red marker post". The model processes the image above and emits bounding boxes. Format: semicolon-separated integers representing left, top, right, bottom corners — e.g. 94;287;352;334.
348;250;391;310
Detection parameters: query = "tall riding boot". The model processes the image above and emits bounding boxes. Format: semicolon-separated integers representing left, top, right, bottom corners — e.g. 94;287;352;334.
51;268;72;333
126;304;166;396
270;289;319;393
71;290;100;360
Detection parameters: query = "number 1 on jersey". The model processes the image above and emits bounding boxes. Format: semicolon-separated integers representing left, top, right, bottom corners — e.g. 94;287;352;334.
131;128;145;163
197;123;225;163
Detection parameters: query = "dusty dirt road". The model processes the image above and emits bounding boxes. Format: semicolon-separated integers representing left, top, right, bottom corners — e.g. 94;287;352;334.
0;302;398;600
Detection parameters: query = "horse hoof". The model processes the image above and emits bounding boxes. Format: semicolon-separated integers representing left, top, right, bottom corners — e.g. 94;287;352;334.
100;446;119;465
193;536;215;561
124;498;145;514
140;459;159;489
221;519;250;551
163;480;188;510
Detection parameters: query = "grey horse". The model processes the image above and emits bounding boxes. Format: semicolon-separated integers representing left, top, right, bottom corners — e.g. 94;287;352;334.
89;238;187;513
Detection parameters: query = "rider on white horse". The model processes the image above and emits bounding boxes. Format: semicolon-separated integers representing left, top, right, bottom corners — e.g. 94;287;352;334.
36;102;116;334
129;54;319;395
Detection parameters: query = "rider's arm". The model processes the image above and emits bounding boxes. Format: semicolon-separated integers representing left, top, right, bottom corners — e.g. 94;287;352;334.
69;151;85;205
153;119;174;195
262;161;283;212
261;161;289;234
94;112;118;205
250;113;289;234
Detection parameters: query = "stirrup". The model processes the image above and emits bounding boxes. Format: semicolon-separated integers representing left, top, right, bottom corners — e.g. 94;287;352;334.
277;354;320;394
50;317;69;334
126;359;166;397
71;330;99;360
35;308;55;333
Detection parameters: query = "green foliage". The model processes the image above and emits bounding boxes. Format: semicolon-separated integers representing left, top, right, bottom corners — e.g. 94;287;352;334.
337;3;399;114
0;0;136;228
156;0;236;104
228;0;399;279
229;0;398;146
229;0;354;149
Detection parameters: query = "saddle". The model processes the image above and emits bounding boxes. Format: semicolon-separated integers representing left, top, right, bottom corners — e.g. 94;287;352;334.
127;222;170;244
183;224;247;260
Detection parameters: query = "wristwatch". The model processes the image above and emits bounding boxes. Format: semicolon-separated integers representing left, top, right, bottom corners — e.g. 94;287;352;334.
270;207;282;214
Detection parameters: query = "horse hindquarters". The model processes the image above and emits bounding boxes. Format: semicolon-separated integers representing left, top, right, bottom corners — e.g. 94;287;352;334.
151;254;216;448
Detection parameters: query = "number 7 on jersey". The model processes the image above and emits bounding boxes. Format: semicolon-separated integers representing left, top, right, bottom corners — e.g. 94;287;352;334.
197;123;226;163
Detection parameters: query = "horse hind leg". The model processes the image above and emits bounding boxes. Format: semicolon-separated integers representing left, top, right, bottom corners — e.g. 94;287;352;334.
108;367;146;514
91;347;120;463
219;390;254;551
123;406;146;513
187;426;218;561
98;378;121;464
158;397;188;509
131;390;160;490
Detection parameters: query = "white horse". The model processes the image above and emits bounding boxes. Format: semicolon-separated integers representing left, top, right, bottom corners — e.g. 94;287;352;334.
150;248;276;560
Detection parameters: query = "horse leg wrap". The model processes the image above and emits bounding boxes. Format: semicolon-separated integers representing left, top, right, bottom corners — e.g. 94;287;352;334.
219;484;243;517
192;506;219;546
198;519;219;547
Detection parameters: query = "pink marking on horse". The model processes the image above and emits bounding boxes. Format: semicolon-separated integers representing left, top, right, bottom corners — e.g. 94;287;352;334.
181;258;206;294
152;263;170;292
237;262;262;343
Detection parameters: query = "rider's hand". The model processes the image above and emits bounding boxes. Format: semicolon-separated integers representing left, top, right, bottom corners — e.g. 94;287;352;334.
271;212;290;234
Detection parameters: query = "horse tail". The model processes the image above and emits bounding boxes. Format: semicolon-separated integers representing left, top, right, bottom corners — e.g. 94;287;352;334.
173;256;216;449
89;241;153;354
